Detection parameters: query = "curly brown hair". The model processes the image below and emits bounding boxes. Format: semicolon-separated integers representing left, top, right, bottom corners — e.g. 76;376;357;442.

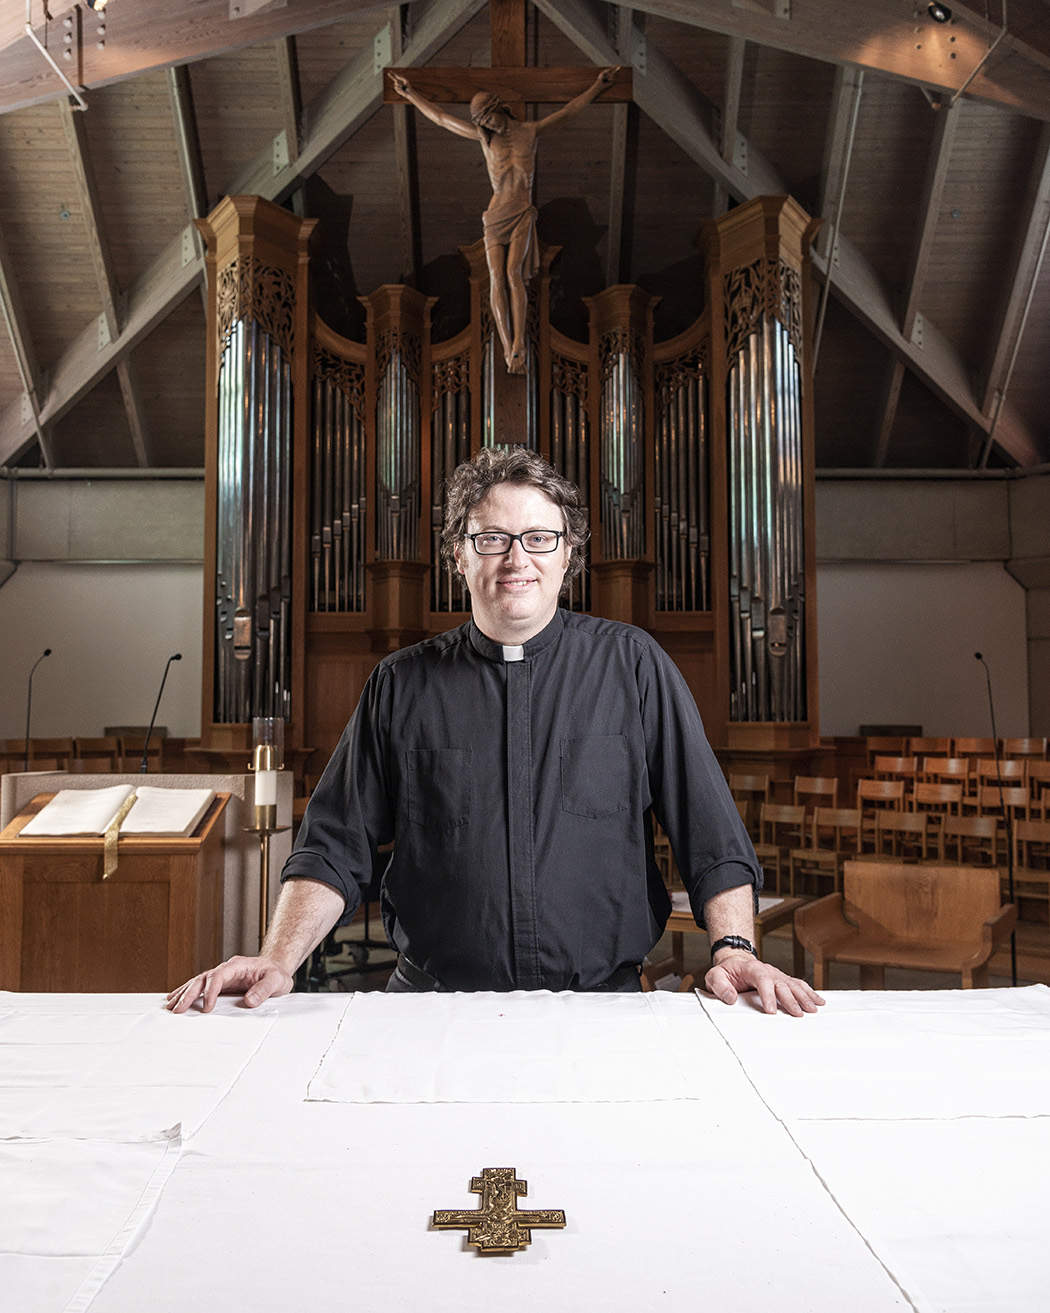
441;447;589;589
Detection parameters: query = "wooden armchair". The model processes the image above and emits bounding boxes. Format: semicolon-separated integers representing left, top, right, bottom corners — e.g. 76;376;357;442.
794;860;1015;990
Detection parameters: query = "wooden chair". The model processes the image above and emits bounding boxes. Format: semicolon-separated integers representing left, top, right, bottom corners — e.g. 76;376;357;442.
789;806;861;896
908;736;953;757
872;755;917;784
72;736;121;773
752;802;806;895
119;734;163;773
875;809;931;860
856;778;905;850
794;860;1016;990
29;737;75;771
912;781;963;818
792;775;838;814
953;737;995;759
0;738;29;773
865;736;906;768
939;814;999;865
920;756;971;786
973;785;1028;828
1002;737;1047;759
973;758;1026;793
1025;760;1050;819
1013;818;1050;909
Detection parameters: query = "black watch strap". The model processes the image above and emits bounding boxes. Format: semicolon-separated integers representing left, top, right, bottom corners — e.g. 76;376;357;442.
710;934;757;959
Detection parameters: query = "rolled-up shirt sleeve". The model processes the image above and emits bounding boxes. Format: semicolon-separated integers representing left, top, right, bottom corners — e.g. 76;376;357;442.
280;665;394;926
638;639;762;925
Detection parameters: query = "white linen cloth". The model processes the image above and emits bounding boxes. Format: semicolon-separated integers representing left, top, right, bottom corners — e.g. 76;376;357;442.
305;989;711;1103
93;993;910;1313
696;984;1050;1121
0;994;275;1313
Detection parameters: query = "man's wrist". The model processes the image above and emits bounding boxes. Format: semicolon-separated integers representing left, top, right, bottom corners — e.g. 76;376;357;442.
709;934;757;961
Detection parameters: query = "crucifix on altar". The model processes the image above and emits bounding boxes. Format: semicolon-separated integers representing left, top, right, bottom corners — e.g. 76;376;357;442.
384;0;631;375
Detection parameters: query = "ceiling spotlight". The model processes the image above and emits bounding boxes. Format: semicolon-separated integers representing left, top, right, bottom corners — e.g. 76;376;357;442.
927;3;951;21
86;0;108;10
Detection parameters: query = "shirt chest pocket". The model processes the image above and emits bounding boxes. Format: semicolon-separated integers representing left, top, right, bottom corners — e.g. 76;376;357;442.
560;734;630;819
406;747;472;830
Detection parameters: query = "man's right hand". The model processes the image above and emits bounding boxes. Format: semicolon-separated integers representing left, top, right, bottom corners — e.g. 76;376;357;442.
166;955;295;1014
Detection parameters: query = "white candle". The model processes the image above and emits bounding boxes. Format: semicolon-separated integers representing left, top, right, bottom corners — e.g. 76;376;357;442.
255;769;277;807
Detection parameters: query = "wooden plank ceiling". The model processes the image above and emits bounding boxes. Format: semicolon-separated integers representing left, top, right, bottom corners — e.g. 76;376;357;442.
0;0;1049;472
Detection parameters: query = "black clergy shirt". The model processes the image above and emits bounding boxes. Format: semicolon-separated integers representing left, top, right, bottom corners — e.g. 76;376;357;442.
282;609;762;991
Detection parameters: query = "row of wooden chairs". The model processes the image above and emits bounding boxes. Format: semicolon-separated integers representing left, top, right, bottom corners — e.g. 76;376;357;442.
866;736;1048;764
0;735;171;774
872;754;1050;792
857;773;1049;822
753;800;1050;899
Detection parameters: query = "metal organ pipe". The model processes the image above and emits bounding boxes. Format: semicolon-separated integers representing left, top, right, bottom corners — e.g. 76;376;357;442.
214;316;293;724
727;315;805;724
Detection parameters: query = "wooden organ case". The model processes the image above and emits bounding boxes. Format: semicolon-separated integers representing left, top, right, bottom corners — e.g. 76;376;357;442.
195;193;821;774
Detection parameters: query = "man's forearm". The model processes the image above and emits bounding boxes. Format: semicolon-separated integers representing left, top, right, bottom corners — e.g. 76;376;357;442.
702;882;757;963
261;877;347;974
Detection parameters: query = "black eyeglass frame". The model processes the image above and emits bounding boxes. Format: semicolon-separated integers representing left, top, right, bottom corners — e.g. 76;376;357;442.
464;530;566;556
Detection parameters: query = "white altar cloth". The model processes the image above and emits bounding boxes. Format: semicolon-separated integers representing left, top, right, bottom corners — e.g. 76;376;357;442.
4;987;1048;1312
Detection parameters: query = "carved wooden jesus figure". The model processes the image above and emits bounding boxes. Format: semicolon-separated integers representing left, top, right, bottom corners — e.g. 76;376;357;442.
389;67;617;374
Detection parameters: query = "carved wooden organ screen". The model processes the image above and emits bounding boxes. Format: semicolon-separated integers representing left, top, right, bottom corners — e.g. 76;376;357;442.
196;194;819;763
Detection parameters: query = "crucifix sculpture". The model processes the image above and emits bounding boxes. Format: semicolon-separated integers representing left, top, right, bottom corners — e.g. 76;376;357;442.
385;0;630;376
432;1167;567;1254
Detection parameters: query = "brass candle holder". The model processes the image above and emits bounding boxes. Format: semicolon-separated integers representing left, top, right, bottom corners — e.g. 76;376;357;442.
246;718;289;946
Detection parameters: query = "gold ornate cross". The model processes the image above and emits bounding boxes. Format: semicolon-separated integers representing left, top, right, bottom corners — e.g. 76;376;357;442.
432;1167;567;1254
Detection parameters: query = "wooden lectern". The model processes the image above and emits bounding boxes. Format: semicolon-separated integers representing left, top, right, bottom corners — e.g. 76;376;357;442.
0;792;230;992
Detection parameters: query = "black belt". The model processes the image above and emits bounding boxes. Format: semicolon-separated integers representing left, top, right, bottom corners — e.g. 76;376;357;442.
395;954;640;993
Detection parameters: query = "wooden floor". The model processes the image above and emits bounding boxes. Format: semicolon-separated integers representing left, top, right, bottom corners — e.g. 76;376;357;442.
317;908;1050;993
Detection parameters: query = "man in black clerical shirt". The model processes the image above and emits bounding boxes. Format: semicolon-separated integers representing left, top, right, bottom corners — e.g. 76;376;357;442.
169;449;823;1016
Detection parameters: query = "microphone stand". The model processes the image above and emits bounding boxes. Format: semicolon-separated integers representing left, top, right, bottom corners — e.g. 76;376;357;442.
975;652;1017;986
23;648;52;772
141;654;181;774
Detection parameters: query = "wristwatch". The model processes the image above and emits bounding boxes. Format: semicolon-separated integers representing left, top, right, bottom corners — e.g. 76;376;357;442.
709;934;757;959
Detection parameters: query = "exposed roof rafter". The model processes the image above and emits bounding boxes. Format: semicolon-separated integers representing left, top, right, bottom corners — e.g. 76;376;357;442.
0;0;487;467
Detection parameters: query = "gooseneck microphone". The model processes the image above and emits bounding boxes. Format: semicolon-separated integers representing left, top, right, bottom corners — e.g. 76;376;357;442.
974;651;1017;986
24;648;52;772
141;654;182;774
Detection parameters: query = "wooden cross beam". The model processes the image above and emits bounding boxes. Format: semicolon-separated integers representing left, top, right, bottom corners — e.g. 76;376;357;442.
384;0;631;108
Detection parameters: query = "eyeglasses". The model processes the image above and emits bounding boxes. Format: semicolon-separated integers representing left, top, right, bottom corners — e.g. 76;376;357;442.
465;530;565;556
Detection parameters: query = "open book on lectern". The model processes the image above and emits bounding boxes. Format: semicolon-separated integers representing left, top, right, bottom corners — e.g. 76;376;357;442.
19;785;216;838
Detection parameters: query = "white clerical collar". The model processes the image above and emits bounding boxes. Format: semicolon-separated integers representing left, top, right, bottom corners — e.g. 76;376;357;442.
502;645;525;662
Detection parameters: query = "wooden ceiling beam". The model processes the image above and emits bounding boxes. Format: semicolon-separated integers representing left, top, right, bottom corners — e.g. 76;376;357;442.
0;0;485;467
59;99;153;466
274;36;304;170
605;6;636;285
541;0;1042;463
871;357;905;468
816;65;864;268
980;120;1050;418
901;98;961;342
0;0;411;115
712;35;746;218
389;5;422;286
0;217;50;468
167;67;209;223
607;0;1050;120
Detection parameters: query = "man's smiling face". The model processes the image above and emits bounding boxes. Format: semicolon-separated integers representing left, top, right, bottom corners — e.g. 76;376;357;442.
454;482;570;645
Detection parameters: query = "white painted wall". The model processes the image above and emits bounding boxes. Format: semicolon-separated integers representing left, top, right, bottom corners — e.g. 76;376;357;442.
0;562;204;738
815;562;1029;738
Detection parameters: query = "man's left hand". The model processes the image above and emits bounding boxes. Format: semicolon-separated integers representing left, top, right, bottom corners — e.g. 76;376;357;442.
705;951;825;1017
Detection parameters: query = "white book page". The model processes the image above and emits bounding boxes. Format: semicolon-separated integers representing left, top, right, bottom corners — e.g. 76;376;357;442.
19;785;136;837
120;787;216;836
